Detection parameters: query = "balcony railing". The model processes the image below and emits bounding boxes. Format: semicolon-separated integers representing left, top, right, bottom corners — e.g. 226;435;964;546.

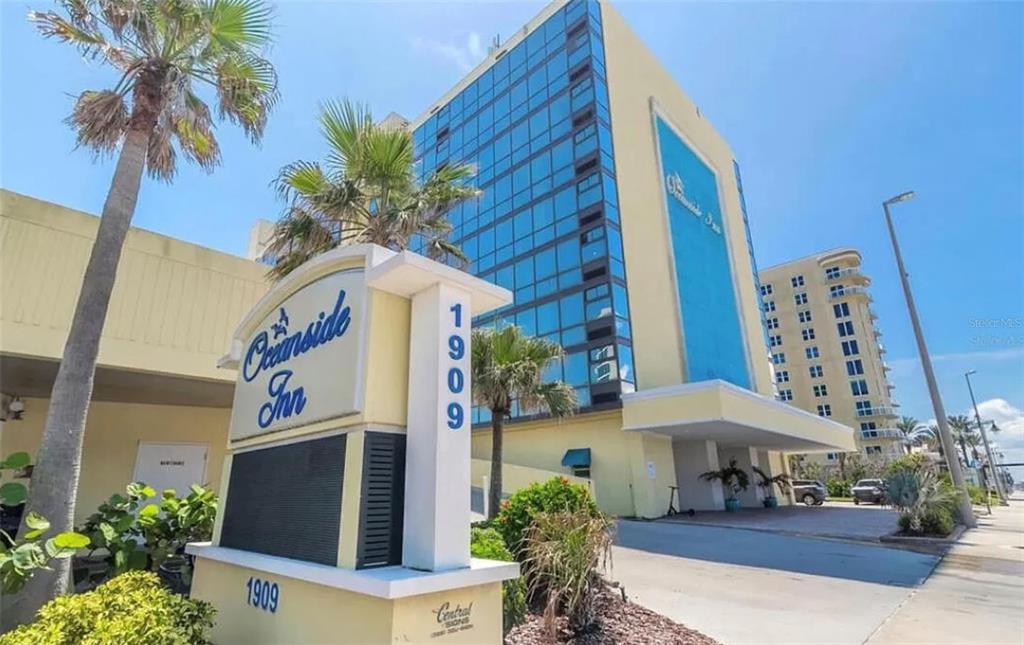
825;267;869;283
862;428;904;441
856;405;899;418
878;343;887;354
828;285;871;301
882;362;892;371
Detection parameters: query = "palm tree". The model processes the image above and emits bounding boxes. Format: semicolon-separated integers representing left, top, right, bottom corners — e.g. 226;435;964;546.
896;416;925;453
267;100;477;279
947;415;977;467
17;0;277;620
471;326;577;519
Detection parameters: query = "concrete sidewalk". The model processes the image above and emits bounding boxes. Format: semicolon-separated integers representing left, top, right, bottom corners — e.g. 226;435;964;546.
867;497;1024;644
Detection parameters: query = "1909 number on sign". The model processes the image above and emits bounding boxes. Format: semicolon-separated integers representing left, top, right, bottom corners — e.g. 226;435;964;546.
245;576;279;613
447;302;466;430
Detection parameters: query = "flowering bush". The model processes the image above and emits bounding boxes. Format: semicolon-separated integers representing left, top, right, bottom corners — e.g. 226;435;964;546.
494;477;599;556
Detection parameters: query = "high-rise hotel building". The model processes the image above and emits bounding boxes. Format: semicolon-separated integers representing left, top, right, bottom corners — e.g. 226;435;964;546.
405;0;852;517
759;249;902;462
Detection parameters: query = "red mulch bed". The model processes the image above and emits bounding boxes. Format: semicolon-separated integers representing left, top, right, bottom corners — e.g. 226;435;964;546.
505;587;719;645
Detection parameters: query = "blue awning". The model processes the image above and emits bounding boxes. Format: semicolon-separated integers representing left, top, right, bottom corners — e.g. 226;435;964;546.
561;448;591;468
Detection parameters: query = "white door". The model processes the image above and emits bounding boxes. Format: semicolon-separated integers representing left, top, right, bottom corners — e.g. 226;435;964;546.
132;443;209;497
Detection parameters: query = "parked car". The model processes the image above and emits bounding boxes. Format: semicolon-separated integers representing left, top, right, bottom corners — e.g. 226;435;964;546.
851;478;887;504
791;479;827;506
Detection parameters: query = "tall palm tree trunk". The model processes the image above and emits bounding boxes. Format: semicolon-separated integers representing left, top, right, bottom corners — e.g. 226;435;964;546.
488;412;504;520
958;437;970;469
10;72;163;626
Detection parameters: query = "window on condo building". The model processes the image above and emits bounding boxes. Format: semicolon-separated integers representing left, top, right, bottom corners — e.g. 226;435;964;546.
837;321;855;337
851;379;869;396
770;335;782;347
802;328;816;341
805;346;820;359
764;300;776;313
842;340;860;356
833;302;850;318
760;284;773;296
809;365;823;378
813;384;828;397
846;359;864;375
817;404;832;417
830;285;846;297
825;267;840;280
772;353;786;365
795;293;808;305
777;389;793;402
798;310;812;323
766;317;779;330
865;446;883;455
776;370;790;383
856;400;874;416
791;275;805;288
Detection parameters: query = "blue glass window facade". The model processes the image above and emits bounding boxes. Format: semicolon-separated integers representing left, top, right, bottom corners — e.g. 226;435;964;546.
411;0;634;424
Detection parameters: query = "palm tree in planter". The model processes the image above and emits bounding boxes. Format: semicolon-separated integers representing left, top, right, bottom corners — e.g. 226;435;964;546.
267;99;476;280
699;459;750;511
18;0;277;619
471;326;577;520
752;466;791;508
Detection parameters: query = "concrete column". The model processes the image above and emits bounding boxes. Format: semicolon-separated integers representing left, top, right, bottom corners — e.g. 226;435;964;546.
672;439;724;511
402;283;471;572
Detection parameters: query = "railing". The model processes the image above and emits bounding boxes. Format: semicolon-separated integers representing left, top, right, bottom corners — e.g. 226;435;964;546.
862;428;903;440
878;343;887;354
829;285;871;301
856;405;899;418
825;267;868;283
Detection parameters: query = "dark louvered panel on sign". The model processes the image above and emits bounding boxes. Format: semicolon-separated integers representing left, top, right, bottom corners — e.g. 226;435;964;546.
220;434;345;566
356;432;406;569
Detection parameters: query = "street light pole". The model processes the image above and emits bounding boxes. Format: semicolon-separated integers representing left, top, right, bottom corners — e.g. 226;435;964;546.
883;192;976;528
965;370;1007;503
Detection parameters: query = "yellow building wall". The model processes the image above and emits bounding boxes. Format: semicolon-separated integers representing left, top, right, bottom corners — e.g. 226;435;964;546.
190;557;503;645
599;4;774;397
0;190;268;383
471;411;674;518
1;397;229;524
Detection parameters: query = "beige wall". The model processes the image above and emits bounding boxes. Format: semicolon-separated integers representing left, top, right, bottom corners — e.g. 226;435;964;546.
1;397;229;524
759;249;901;459
600;3;774;397
471;411;675;518
0;190;268;383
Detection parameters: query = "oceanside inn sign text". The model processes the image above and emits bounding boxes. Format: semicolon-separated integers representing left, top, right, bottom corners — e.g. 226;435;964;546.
228;269;366;441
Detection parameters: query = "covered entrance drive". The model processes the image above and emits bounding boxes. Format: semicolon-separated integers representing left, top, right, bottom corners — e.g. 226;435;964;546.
623;380;855;511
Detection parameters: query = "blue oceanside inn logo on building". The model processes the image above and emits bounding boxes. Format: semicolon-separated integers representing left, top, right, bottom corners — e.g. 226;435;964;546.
242;290;353;429
666;171;722;235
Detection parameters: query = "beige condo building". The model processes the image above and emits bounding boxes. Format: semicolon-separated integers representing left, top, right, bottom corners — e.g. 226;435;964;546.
759;249;902;464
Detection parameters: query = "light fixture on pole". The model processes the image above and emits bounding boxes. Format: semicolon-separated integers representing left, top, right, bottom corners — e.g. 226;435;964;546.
882;191;976;528
965;370;1007;503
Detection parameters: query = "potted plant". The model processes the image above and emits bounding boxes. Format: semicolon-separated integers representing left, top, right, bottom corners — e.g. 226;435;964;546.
699;459;750;511
752;466;791;508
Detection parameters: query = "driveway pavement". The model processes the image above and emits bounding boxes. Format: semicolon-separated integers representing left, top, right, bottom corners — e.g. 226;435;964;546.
659;503;900;543
612;520;940;644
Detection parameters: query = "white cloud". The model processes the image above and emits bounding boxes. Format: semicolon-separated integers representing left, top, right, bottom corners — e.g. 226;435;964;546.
922;398;1024;478
410;32;486;72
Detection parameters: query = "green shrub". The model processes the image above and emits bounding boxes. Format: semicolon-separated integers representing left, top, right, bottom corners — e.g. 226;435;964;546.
495;477;598;555
470;527;526;634
887;454;932;476
826;479;851;498
522;509;613;636
921;508;955;536
0;571;214;645
887;470;957;533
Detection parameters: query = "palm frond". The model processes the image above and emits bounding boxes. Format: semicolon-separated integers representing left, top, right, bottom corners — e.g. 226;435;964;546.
65;89;129;152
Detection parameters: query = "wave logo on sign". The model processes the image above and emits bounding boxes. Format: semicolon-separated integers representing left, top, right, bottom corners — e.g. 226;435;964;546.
666;171;722;236
242;290;353;429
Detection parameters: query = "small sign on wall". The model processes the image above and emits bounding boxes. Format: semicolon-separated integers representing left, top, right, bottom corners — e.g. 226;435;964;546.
646;461;657;480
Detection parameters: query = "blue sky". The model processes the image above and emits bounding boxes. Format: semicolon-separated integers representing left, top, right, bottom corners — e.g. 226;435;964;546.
2;1;1022;471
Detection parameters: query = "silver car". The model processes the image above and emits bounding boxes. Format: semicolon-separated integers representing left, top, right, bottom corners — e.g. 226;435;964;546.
792;479;828;506
851;479;887;505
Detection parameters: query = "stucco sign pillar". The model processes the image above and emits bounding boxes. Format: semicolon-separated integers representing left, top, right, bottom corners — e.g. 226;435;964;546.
187;245;515;644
